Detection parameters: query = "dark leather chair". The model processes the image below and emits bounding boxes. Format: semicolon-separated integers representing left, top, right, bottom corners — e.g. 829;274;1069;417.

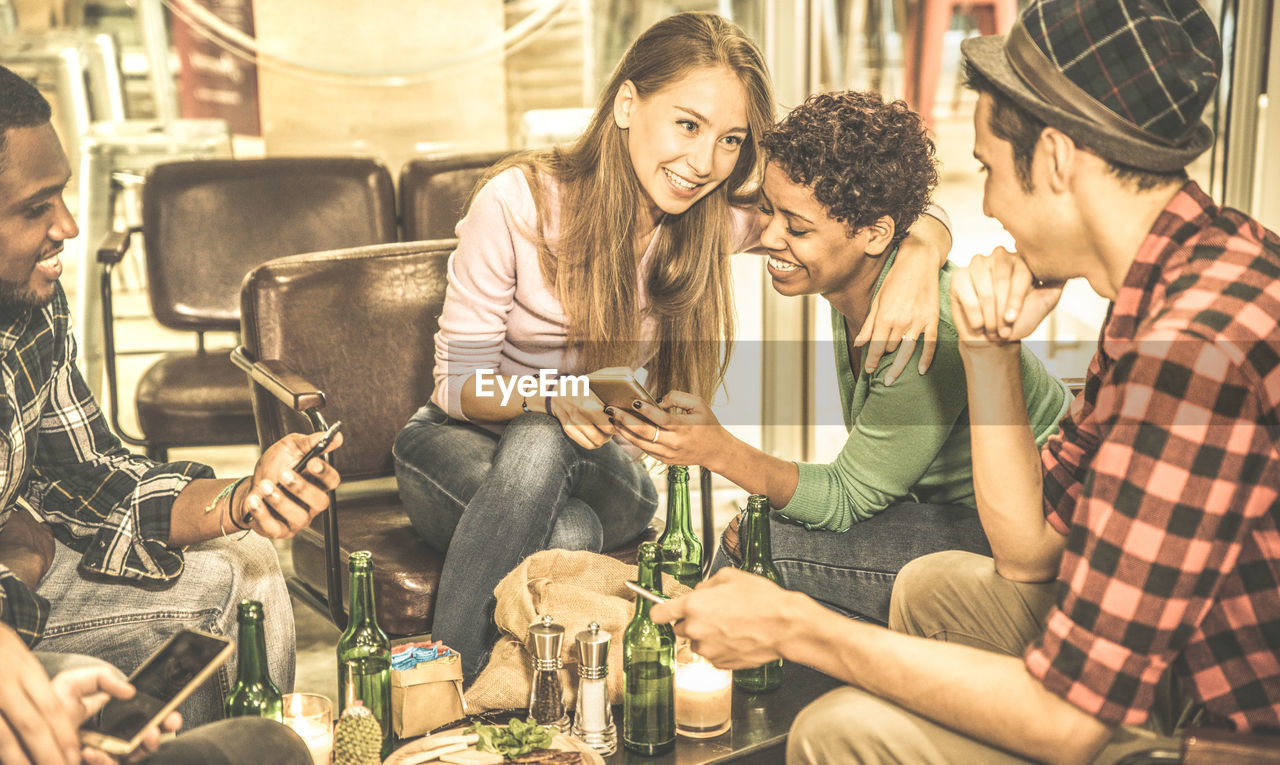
398;150;517;241
232;240;678;636
98;157;398;461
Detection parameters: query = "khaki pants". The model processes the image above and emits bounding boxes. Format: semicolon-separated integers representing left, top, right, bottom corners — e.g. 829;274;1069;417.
787;551;1183;764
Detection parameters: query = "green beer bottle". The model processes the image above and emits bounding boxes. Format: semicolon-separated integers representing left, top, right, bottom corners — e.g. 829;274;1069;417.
733;495;783;693
623;541;675;755
225;600;283;721
336;551;392;758
656;465;702;588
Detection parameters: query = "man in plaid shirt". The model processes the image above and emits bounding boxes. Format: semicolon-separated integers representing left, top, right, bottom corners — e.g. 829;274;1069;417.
0;65;342;759
650;0;1279;762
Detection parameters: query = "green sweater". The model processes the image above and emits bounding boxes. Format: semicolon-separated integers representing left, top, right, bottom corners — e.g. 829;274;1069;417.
780;253;1072;532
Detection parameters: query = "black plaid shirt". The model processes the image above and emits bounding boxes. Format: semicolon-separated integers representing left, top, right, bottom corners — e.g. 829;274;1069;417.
1029;182;1280;730
0;284;212;646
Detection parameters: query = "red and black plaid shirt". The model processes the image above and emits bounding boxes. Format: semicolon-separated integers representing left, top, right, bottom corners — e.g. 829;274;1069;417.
1028;182;1280;730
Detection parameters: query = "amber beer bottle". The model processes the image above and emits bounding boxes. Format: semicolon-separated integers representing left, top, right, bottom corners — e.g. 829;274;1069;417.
336;551;392;757
623;541;676;755
226;600;283;721
656;465;702;587
733;495;783;692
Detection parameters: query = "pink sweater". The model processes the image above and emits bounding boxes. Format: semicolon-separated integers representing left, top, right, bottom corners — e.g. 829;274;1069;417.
432;166;759;423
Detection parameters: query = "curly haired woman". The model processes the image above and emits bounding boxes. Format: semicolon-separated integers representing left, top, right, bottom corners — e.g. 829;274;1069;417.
393;17;954;679
613;90;1072;624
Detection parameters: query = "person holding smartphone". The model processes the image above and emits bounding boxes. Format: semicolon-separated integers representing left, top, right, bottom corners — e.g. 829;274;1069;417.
0;66;342;731
393;12;955;681
611;90;1072;624
0;623;311;764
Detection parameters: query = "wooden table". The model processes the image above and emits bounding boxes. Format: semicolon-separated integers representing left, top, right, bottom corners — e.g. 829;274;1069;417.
603;662;842;765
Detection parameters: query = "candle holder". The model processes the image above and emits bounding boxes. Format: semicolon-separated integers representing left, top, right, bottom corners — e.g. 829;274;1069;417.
284;692;334;765
674;644;732;738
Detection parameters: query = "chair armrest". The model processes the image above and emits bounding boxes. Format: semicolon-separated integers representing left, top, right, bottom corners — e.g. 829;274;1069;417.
230;346;326;412
96;227;139;265
1183;726;1280;764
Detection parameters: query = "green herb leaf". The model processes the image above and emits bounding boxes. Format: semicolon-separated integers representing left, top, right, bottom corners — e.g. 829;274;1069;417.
464;718;556;758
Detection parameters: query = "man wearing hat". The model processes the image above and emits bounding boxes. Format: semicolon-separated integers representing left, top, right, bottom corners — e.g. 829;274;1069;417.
650;0;1279;762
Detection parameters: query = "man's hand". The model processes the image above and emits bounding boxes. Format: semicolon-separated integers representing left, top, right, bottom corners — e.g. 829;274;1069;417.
0;506;56;591
0;623;82;765
235;430;343;539
51;666;182;765
950;247;1063;345
651;568;796;669
609;391;730;467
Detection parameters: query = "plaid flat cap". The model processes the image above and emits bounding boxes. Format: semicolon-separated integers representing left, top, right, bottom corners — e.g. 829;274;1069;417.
962;0;1221;171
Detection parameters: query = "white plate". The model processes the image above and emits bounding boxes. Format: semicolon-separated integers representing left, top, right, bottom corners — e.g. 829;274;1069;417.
384;727;605;765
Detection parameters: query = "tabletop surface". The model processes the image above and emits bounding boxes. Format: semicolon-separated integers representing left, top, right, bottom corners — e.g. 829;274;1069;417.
602;662;841;765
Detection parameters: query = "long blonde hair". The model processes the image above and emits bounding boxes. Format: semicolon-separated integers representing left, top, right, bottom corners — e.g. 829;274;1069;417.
490;12;772;399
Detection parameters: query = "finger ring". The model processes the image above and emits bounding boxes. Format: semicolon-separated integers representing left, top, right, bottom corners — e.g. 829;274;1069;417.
652;427;661;444
903;332;915;341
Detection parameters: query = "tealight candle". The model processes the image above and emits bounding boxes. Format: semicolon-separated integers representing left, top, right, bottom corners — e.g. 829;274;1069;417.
284;692;334;765
674;646;732;738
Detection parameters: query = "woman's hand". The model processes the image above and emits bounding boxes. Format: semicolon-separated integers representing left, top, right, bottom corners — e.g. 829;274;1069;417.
609;391;731;467
854;211;952;381
550;385;617;450
234;431;343;539
853;243;941;383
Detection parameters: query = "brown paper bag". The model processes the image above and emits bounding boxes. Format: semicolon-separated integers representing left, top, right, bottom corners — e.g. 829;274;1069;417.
464;549;690;713
391;652;466;738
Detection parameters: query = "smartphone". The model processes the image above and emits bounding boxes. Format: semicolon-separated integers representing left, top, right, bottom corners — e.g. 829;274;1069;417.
588;368;658;410
625;579;669;604
293;420;342;474
80;630;233;755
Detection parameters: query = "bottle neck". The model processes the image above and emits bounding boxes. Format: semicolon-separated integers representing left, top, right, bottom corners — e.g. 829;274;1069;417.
348;567;377;627
741;507;772;566
236;618;270;682
665;468;694;534
634;560;661;619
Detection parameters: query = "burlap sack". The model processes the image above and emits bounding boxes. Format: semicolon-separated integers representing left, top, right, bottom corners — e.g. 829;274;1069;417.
464;549;690;713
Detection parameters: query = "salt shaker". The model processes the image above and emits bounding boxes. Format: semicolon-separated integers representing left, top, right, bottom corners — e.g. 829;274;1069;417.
572;621;617;755
528;615;569;730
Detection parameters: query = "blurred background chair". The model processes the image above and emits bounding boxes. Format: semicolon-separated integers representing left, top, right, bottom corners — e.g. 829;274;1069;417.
398;149;517;241
904;0;1018;126
98;156;397;461
233;240;670;636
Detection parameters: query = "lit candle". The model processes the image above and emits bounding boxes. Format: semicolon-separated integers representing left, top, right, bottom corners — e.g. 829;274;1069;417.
674;650;732;738
284;692;334;765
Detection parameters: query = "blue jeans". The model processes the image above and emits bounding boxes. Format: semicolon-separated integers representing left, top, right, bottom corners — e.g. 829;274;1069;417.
711;502;992;624
35;533;295;728
37;653;312;764
394;403;657;678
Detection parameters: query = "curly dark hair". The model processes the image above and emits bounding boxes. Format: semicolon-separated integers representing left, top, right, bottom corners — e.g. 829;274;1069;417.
761;91;937;251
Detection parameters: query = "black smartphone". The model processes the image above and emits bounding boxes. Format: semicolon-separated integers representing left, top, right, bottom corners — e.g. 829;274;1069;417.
292;420;342;475
80;630;233;755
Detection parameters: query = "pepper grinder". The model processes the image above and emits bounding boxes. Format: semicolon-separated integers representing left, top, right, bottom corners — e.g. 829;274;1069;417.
528;615;569;730
572;621;617;755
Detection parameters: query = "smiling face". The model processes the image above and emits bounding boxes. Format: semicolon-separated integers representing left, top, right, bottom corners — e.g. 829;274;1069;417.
757;162;890;308
614;65;750;227
0;124;76;313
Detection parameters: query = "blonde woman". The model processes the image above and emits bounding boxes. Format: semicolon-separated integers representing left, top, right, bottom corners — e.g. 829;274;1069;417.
393;12;951;679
